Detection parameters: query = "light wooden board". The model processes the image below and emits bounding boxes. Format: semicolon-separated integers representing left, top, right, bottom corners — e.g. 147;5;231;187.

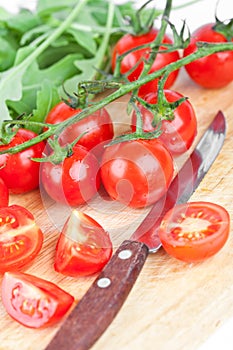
1;68;233;350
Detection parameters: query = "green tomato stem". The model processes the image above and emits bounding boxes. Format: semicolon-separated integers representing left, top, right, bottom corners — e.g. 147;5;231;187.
1;41;233;155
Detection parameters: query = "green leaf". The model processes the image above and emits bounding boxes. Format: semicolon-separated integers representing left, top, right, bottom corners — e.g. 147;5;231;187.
32;80;60;132
67;27;96;54
0;37;16;71
0;0;89;122
37;0;78;15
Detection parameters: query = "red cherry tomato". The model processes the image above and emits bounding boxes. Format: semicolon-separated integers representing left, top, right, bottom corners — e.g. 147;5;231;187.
158;202;230;262
100;138;174;208
131;90;197;155
111;28;180;96
54;210;113;277
0;205;43;272
183;23;233;88
0;178;9;207
1;271;74;328
45;102;114;158
41;144;101;206
0;129;45;194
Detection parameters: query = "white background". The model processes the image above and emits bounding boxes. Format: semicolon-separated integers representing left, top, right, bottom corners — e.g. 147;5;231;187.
0;1;232;350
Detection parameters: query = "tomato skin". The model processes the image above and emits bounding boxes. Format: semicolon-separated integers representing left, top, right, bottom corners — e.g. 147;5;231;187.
131;90;197;155
158;202;230;262
184;23;233;88
41;144;101;206
0;205;43;272
112;28;180;96
45;102;114;158
54;210;112;277
0;129;45;194
100;138;174;208
1;271;74;328
0;178;9;207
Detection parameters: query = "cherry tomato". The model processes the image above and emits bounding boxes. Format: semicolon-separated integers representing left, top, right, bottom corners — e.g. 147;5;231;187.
40;144;101;206
54;210;112;277
158;201;230;262
1;271;74;328
0;129;45;194
0;205;43;272
131;90;197;155
45;102;114;158
111;28;180;96
0;178;9;207
100;138;174;208
183;23;233;88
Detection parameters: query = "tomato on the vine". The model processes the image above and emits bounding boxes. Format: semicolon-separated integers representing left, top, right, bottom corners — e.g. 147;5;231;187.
0;129;45;194
0;178;9;207
131;90;197;155
183;23;233;88
158;202;230;262
45;102;114;158
54;210;112;277
0;205;43;272
111;28;180;96
40;144;100;206
100;138;174;208
1;271;74;328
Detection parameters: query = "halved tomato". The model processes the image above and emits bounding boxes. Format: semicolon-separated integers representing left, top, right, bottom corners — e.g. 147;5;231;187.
158;202;230;262
54;210;113;277
0;205;43;272
1;271;74;328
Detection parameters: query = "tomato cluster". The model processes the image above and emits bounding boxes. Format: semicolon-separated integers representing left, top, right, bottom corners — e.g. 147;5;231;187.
0;18;232;331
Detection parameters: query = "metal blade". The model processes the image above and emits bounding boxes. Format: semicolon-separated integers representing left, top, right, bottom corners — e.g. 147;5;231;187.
132;110;226;252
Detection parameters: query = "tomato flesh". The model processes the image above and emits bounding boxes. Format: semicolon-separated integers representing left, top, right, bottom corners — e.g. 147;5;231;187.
54;210;112;276
0;205;43;272
131;90;197;155
0;178;9;207
112;28;180;96
158;202;230;262
184;23;233;88
1;271;74;328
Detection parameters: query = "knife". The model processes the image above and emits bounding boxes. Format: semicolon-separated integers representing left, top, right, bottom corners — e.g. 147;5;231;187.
46;110;226;350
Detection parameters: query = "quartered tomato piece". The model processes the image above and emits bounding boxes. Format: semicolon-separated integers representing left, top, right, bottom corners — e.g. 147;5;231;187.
0;178;9;207
54;210;113;277
0;205;43;272
1;271;74;328
158;202;230;262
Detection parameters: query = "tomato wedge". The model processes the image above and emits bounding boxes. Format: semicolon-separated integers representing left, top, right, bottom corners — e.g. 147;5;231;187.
0;178;9;207
0;205;43;272
158;202;230;262
54;210;113;277
1;271;74;328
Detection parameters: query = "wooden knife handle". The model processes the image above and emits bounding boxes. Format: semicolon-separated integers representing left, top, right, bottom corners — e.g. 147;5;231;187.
46;240;149;350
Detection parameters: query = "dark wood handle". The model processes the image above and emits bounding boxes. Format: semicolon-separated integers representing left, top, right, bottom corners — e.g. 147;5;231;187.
46;240;149;350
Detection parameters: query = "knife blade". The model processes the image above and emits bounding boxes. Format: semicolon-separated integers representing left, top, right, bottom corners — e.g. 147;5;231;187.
46;110;226;350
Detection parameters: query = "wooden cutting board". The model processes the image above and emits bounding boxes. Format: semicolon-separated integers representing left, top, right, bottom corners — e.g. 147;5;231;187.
1;68;233;350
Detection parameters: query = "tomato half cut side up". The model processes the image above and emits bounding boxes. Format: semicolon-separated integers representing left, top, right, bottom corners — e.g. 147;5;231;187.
1;271;74;328
0;205;43;272
54;210;113;277
158;202;230;262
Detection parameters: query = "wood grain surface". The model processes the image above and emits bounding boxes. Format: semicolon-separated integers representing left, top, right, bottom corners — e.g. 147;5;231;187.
1;68;233;350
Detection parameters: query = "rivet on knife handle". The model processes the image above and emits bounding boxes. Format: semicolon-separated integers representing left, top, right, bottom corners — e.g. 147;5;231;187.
46;240;149;350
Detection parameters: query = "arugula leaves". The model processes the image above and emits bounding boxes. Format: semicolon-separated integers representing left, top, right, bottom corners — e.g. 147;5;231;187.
0;0;135;129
